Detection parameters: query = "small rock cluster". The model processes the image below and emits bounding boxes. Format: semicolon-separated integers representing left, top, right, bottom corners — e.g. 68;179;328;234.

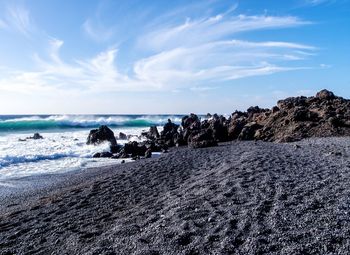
87;89;350;159
18;132;44;142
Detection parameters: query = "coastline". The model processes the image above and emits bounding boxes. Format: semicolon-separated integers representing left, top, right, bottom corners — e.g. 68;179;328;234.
0;155;159;214
1;137;350;254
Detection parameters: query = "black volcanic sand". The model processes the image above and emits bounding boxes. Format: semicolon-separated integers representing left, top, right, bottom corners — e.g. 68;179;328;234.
1;138;350;255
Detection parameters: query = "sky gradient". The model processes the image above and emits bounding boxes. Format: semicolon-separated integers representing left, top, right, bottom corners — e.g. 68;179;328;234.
0;0;349;114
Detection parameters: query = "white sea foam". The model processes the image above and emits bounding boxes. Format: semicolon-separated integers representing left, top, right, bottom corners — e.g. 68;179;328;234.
0;126;149;180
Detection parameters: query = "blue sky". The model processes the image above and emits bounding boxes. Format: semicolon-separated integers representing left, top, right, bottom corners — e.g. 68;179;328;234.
0;0;349;114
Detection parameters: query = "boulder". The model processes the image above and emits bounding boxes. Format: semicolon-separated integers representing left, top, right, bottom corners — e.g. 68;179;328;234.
173;132;186;147
92;152;113;158
182;114;201;130
100;152;113;158
162;119;179;134
113;149;129;159
227;118;247;139
207;114;228;142
124;141;147;157
92;152;101;158
181;114;201;143
188;129;217;148
277;96;307;110
110;144;122;153
238;122;263;140
87;125;117;146
316;89;335;100
291;107;319;122
118;132;128;140
27;133;43;140
159;119;179;147
142;126;159;140
145;148;152;158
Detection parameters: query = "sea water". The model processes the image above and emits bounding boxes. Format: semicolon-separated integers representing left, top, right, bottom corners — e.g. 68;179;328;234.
0;115;183;180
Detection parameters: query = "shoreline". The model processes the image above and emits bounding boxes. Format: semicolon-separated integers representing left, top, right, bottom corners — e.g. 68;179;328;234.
0;154;161;214
1;137;350;254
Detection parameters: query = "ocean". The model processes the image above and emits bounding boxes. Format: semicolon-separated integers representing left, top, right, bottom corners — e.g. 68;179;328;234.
0;114;184;180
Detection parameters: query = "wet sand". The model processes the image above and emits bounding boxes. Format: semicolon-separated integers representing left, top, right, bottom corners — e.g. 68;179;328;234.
1;137;350;254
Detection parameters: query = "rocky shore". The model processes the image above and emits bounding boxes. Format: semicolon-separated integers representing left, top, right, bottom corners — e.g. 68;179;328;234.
1;89;350;254
1;137;350;254
89;89;350;160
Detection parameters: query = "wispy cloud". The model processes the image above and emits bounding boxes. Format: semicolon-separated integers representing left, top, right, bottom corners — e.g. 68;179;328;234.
133;39;314;88
82;19;114;42
320;63;332;68
304;0;338;6
5;5;33;36
0;38;315;94
140;14;310;51
0;5;317;95
0;18;7;29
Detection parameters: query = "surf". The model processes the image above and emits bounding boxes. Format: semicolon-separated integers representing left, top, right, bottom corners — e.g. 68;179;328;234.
0;115;183;133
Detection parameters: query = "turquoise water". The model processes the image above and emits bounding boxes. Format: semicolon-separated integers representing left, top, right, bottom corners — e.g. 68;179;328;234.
0;114;187;179
0;115;184;135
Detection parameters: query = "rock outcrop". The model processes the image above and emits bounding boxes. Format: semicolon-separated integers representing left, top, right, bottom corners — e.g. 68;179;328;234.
159;89;350;147
87;89;350;160
141;126;160;140
27;133;44;140
158;119;180;147
188;128;218;148
87;125;117;146
229;89;350;142
118;132;128;140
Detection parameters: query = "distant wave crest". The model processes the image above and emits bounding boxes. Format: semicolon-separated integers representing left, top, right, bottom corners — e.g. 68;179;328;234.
0;115;183;132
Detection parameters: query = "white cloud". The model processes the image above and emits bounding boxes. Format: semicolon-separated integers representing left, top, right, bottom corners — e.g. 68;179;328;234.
133;40;314;87
304;0;338;5
297;89;315;96
0;38;315;94
0;18;7;29
320;63;332;68
82;19;114;42
0;9;317;95
5;5;33;36
140;14;310;50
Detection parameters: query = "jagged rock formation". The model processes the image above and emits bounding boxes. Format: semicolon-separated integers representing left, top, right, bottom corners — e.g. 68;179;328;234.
158;89;350;148
87;89;350;158
86;125;117;146
237;89;350;142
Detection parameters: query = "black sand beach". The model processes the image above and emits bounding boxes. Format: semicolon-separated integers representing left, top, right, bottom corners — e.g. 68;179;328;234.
1;137;350;254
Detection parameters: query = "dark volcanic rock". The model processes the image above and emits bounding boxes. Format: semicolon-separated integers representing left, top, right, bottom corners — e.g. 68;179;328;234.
87;125;117;146
238;122;263;140
180;114;201;144
182;114;201;130
27;133;44;140
100;152;113;158
145;148;152;158
142;126;160;140
173;132;186;147
92;152;101;158
118;132;128;140
207;114;228;142
148;89;350;148
188;129;218;148
162;119;179;135
245;89;350;142
92;152;113;158
316;89;335;100
227;113;247;140
124;141;147;157
159;119;179;147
